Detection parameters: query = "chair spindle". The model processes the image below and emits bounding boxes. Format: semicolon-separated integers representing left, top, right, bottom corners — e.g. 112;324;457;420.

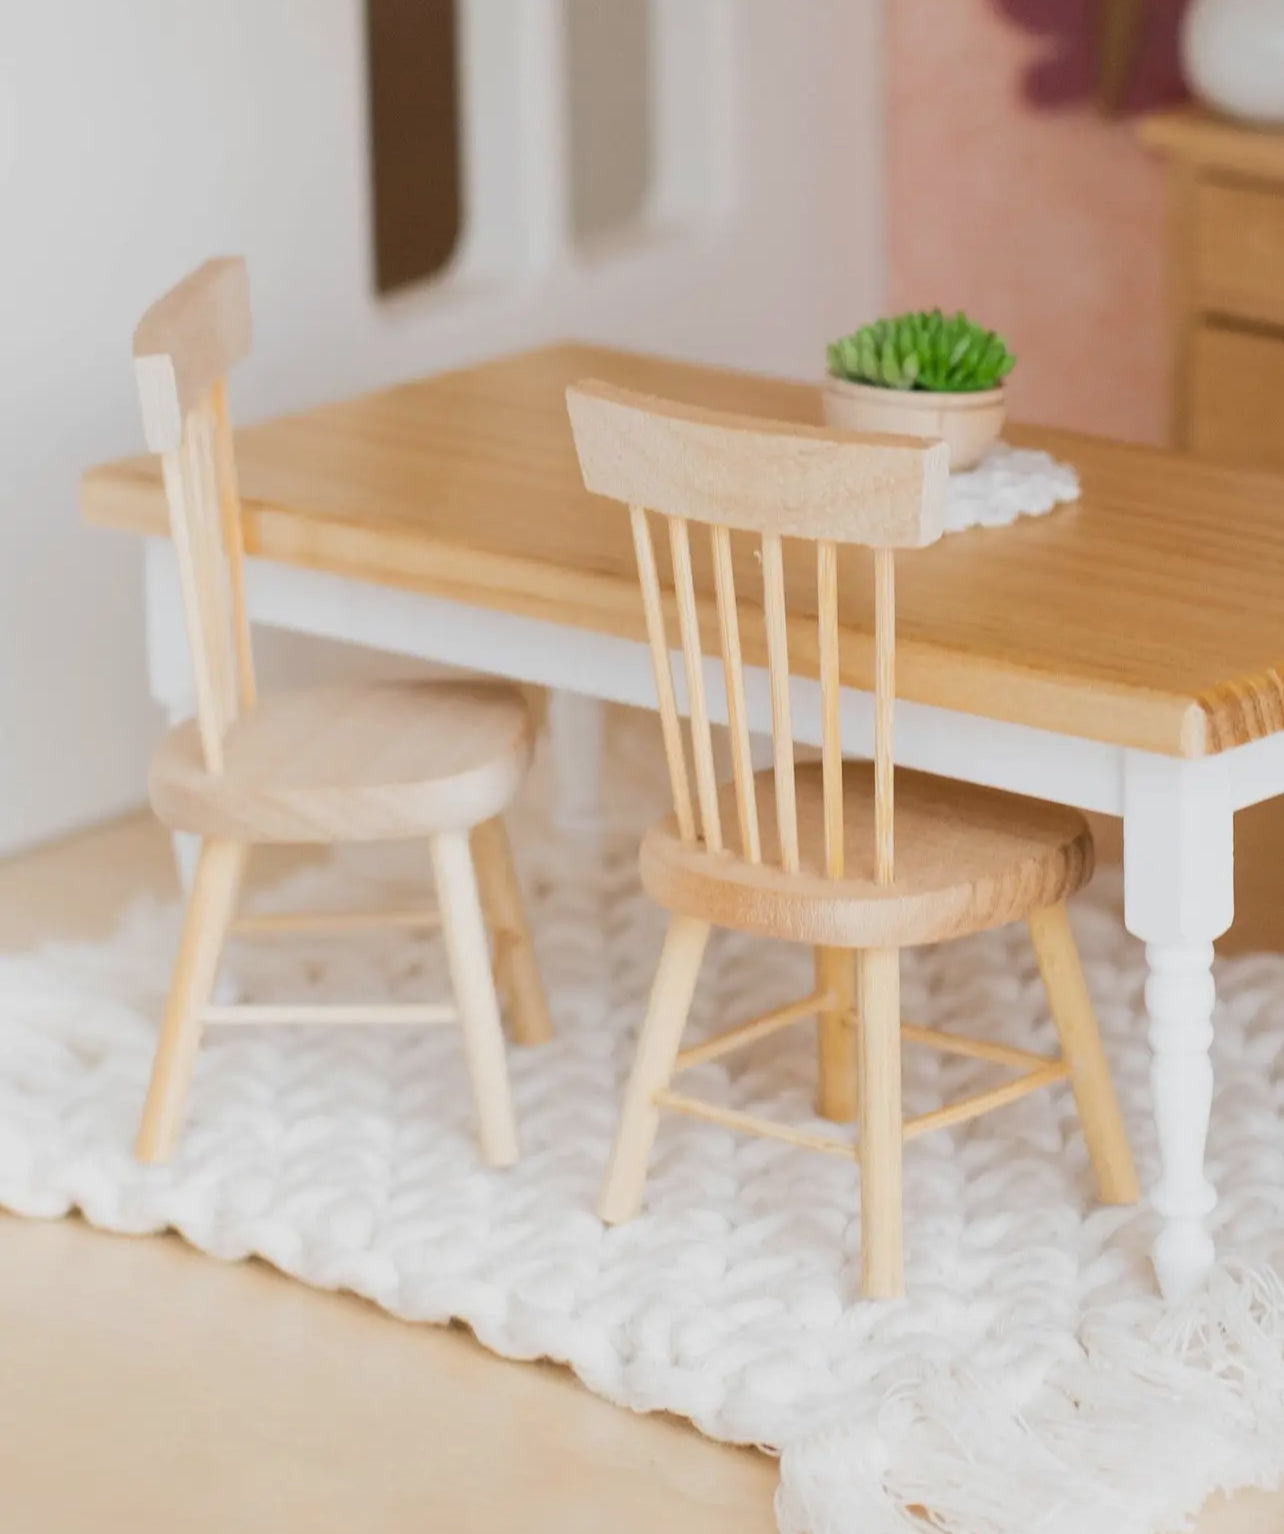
817;540;844;879
629;505;697;843
211;378;258;711
873;547;895;885
668;515;722;853
761;531;799;873
711;524;760;862
189;407;238;740
161;444;225;774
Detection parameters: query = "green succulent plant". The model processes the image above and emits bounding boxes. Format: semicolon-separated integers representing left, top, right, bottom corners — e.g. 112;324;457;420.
827;310;1016;393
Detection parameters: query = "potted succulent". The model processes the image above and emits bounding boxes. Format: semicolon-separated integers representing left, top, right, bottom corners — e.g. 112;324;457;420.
824;310;1016;470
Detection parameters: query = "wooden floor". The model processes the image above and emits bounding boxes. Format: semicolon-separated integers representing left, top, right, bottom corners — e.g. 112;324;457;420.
0;810;1278;1533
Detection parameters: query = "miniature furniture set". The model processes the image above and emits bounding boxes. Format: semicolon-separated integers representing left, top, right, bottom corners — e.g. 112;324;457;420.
85;270;1284;1304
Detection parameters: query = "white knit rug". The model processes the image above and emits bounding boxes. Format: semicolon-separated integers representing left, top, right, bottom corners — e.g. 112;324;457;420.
2;716;1283;1534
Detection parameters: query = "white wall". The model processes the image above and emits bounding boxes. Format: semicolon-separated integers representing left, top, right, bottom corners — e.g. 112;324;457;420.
0;0;883;854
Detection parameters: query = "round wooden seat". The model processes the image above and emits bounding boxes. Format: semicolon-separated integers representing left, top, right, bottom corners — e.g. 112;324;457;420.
640;761;1094;949
150;680;534;842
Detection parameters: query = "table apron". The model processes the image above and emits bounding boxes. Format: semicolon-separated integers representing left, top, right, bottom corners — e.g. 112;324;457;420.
146;541;1284;821
234;550;1128;815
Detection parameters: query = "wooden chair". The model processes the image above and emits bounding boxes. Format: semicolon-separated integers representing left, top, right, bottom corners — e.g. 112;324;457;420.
132;257;551;1168
566;380;1138;1299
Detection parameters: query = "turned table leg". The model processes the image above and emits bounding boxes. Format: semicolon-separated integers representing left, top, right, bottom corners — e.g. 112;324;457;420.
1144;941;1218;1296
1123;751;1234;1302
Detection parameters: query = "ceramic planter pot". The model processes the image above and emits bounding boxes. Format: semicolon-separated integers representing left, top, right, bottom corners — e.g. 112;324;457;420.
822;376;1005;471
1181;0;1284;124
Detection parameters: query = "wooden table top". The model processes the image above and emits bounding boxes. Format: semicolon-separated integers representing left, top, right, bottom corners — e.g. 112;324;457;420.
83;342;1284;759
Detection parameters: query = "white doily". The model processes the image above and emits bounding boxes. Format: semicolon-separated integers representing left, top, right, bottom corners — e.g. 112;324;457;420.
945;442;1079;535
1;714;1282;1534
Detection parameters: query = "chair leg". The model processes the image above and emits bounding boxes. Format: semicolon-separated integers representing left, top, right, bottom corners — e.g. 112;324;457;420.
431;830;520;1168
858;946;904;1299
1028;901;1140;1205
598;915;710;1225
470;815;553;1046
815;946;859;1122
136;838;247;1164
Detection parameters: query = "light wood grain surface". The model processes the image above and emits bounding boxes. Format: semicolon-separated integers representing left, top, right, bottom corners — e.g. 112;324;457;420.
1192;179;1284;332
1142;109;1284;186
133;256;253;452
150;679;534;842
639;761;1093;948
1190;325;1284;477
83;342;1284;759
566;378;949;546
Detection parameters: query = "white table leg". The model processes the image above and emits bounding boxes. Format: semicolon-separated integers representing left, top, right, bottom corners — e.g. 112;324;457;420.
1123;750;1235;1302
547;689;606;838
168;819;201;892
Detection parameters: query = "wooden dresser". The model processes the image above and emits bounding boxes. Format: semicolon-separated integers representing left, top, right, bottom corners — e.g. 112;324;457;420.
1144;109;1284;470
1143;109;1284;953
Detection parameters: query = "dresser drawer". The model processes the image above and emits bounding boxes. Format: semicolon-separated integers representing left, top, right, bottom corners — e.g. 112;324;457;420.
1189;323;1284;473
1194;180;1284;329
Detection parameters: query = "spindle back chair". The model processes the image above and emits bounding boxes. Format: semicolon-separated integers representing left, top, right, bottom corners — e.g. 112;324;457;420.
135;256;256;773
129;258;551;1170
567;380;1137;1298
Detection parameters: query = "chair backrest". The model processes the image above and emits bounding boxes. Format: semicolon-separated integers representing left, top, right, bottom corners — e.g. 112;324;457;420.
566;380;949;885
134;257;256;774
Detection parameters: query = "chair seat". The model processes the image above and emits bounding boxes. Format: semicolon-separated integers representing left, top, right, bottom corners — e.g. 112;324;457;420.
150;681;533;842
640;761;1093;948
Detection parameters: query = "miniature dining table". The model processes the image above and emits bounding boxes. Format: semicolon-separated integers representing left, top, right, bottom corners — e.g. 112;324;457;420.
82;341;1284;1303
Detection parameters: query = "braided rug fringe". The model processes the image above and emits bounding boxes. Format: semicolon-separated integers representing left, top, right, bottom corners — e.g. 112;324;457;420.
1;712;1282;1534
